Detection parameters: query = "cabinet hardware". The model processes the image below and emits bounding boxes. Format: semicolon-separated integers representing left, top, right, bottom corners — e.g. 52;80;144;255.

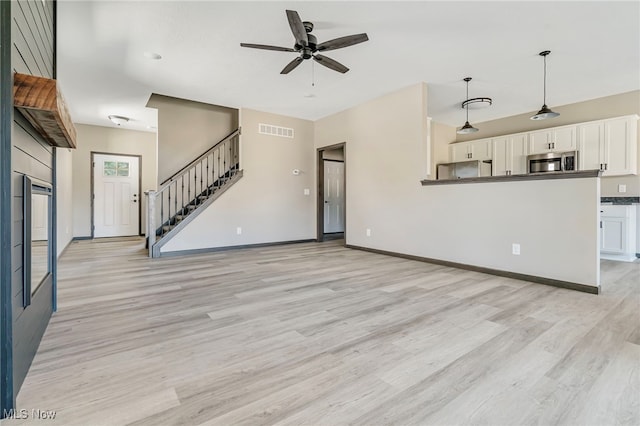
604;163;608;170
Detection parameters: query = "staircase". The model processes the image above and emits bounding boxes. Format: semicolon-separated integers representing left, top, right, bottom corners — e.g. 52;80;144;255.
146;129;242;257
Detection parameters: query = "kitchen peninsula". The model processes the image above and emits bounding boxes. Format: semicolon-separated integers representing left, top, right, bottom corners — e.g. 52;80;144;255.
421;169;601;185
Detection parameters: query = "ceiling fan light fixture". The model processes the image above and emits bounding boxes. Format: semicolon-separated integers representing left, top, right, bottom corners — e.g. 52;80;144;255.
531;50;560;121
457;77;480;135
108;115;129;126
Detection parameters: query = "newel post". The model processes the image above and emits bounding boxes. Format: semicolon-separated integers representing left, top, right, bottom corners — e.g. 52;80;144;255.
146;190;156;258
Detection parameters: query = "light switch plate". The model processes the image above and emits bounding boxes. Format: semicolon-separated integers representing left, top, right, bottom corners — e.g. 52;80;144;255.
512;243;521;255
618;184;627;193
304;188;310;195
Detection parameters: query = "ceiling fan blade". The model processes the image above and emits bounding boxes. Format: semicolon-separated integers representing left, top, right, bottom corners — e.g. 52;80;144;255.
240;43;296;52
317;33;369;52
313;54;349;73
286;10;308;47
281;57;304;74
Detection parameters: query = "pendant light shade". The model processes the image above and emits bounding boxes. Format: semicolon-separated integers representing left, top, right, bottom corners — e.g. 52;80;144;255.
457;77;479;134
458;121;478;134
531;50;560;120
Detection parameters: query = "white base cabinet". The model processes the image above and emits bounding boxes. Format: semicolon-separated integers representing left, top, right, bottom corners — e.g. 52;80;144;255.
600;205;637;262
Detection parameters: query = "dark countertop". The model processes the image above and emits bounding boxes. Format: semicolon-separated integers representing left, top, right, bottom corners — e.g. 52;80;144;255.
601;196;640;205
421;170;601;186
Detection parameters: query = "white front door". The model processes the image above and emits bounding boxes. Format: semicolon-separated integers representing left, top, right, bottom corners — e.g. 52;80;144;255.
324;160;345;233
93;154;140;238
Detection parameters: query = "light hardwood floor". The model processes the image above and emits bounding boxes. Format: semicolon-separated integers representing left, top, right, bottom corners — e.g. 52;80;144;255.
7;238;640;425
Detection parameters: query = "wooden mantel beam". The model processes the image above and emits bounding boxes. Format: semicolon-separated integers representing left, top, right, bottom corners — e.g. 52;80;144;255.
13;73;77;149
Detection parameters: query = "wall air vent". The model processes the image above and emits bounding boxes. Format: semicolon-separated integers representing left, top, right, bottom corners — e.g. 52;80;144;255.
258;123;294;139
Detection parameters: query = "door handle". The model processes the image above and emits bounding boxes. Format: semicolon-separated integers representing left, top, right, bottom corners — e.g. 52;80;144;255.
324;201;329;204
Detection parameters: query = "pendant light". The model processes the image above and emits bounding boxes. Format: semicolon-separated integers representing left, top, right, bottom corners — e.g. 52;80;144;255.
531;50;560;120
457;77;479;134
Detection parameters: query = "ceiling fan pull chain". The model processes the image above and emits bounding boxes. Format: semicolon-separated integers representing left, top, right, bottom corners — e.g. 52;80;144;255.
312;60;315;87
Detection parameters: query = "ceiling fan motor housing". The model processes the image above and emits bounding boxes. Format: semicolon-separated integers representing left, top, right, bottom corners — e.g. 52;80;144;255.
296;32;318;58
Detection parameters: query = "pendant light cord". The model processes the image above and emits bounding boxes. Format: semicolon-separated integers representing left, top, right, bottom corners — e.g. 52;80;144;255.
465;79;470;122
543;54;547;105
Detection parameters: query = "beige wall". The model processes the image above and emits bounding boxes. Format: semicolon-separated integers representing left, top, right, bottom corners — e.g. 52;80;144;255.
160;108;315;253
147;94;239;184
56;147;73;256
430;120;456;178
72;124;157;238
323;147;344;161
456;90;640;196
314;83;600;288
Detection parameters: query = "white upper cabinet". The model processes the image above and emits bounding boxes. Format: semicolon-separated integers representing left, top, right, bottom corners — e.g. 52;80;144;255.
578;116;638;176
577;121;605;171
604;117;637;176
529;126;576;154
450;115;637;176
450;138;492;162
451;142;472;162
492;133;528;176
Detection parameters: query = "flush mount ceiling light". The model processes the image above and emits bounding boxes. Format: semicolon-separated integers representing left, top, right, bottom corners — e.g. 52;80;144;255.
108;115;129;126
457;77;479;135
143;52;162;60
531;50;560;120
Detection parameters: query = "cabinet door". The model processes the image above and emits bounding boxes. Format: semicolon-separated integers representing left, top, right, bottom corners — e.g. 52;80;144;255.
601;217;626;254
451;142;470;162
603;117;636;176
529;130;550;154
551;126;576;151
578;121;604;171
469;139;492;161
510;134;528;174
492;137;508;176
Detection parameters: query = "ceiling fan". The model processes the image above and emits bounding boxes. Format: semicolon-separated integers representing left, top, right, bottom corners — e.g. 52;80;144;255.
240;10;369;74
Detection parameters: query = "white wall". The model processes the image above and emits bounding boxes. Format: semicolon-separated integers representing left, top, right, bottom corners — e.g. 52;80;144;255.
56;147;73;256
72;124;157;238
315;83;600;288
160;108;315;253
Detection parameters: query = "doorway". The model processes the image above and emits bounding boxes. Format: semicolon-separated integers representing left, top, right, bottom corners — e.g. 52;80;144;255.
317;143;346;243
91;152;141;238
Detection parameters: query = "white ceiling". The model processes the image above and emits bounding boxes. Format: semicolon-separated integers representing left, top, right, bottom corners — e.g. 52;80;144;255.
57;1;640;133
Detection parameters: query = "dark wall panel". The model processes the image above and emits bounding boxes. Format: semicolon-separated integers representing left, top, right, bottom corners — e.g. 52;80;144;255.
12;277;52;392
10;0;56;397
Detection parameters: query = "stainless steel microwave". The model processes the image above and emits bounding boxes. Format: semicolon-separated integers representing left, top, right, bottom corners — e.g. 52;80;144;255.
527;151;577;173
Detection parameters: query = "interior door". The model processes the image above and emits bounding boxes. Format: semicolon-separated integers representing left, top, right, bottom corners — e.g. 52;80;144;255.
93;154;140;237
323;160;345;233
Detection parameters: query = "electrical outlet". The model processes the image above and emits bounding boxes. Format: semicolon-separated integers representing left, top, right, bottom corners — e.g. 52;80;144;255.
618;184;627;193
304;188;310;196
236;227;242;235
366;228;371;237
512;243;521;255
